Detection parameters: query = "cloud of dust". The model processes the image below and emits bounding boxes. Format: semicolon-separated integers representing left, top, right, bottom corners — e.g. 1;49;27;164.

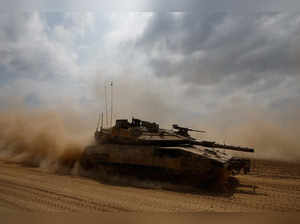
228;118;300;162
200;102;300;162
0;107;92;174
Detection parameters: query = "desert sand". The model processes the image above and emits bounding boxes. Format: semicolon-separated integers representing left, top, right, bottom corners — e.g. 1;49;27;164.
0;159;299;212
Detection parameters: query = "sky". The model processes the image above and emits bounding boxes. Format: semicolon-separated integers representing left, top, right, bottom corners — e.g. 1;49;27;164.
0;1;300;160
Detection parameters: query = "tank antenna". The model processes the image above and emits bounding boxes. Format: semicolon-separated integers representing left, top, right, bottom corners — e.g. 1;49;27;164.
110;81;113;127
101;112;103;130
96;112;101;131
104;83;108;128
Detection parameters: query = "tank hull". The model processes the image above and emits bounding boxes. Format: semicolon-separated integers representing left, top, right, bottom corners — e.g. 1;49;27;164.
79;144;233;186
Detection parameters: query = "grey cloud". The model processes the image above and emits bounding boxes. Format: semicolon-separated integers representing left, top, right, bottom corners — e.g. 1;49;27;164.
135;13;300;89
0;13;79;86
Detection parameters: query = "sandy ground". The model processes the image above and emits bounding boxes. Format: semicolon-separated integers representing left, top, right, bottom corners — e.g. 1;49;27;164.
0;159;299;212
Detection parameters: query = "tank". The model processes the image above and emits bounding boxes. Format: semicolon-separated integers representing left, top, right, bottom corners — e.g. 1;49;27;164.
80;117;254;190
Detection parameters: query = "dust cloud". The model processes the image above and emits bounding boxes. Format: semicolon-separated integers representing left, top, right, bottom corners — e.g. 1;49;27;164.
228;118;300;162
0;107;92;175
200;103;300;162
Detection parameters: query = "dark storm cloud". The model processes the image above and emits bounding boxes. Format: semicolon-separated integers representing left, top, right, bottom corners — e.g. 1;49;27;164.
135;13;300;88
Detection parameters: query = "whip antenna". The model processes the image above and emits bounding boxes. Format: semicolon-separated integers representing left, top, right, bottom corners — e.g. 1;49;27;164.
104;84;108;127
101;112;103;130
110;81;113;127
96;112;101;131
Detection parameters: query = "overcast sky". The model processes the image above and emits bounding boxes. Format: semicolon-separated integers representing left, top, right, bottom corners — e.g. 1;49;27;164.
0;2;300;159
1;10;299;115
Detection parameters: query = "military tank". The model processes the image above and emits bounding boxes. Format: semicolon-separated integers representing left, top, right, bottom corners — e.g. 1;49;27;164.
80;117;254;190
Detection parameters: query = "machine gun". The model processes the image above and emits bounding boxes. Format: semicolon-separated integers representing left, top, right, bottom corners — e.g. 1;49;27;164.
173;124;206;137
192;140;254;153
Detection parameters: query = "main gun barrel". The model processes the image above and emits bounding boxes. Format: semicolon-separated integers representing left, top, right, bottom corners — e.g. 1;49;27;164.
188;129;206;133
193;140;254;153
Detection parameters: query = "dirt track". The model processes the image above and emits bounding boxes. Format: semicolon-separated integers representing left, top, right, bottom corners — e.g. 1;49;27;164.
0;159;299;212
